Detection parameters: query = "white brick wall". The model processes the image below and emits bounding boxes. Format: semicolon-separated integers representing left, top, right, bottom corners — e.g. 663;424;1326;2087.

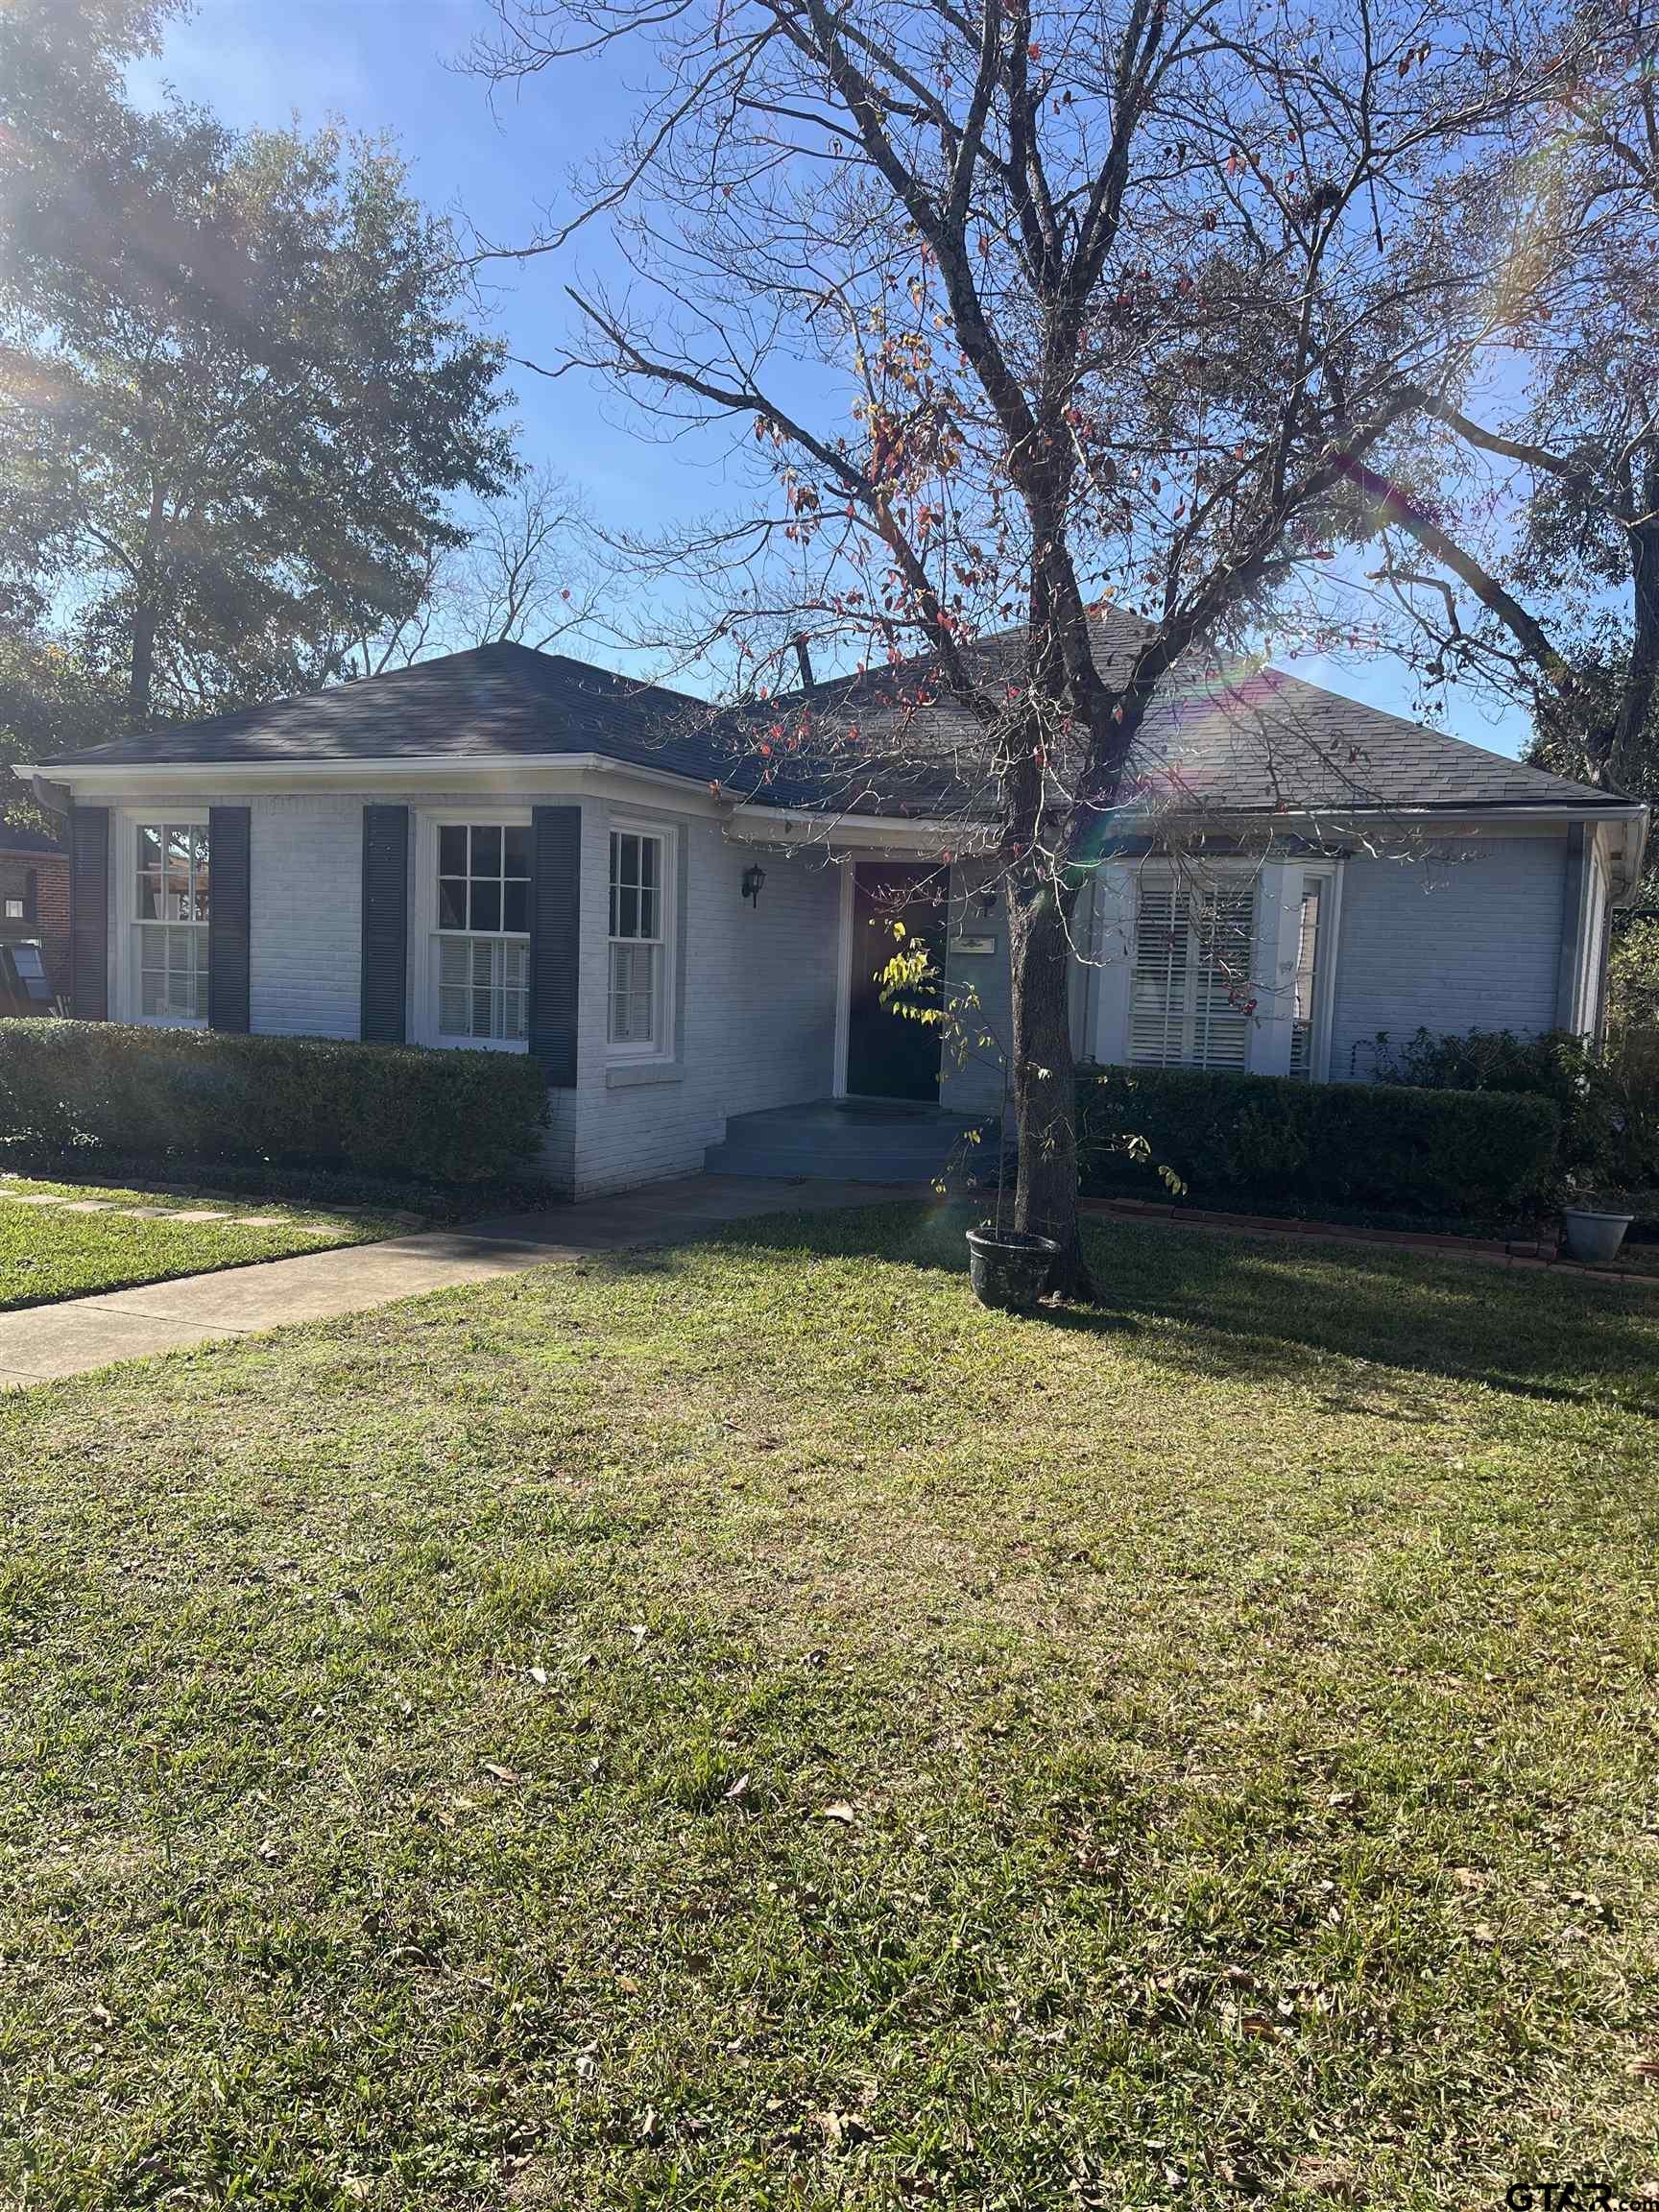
567;805;841;1195
1328;833;1567;1079
247;795;364;1038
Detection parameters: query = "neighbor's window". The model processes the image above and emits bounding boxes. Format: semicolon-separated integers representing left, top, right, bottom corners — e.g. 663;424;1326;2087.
3;897;22;922
1127;871;1256;1071
609;829;667;1052
133;821;209;1023
434;823;529;1045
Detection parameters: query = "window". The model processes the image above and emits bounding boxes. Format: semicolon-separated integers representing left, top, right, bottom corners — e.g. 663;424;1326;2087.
1127;871;1256;1070
609;829;668;1053
433;823;529;1045
3;898;22;922
132;821;209;1023
1287;875;1325;1080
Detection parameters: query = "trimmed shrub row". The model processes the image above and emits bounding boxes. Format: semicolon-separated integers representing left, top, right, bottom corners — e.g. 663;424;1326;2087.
1077;1065;1561;1220
1372;1023;1659;1199
0;1022;549;1184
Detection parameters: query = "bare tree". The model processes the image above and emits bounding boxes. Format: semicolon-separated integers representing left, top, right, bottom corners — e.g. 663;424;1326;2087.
343;468;608;675
469;0;1554;1292
1365;0;1659;792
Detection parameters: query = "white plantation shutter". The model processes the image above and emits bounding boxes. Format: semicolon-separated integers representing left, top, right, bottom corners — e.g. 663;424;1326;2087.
1127;874;1190;1066
437;934;528;1043
139;923;209;1022
1286;874;1326;1079
1127;873;1256;1070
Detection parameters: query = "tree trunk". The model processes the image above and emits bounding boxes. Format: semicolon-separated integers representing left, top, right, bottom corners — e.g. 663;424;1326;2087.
129;600;156;724
1008;882;1092;1299
1611;521;1659;788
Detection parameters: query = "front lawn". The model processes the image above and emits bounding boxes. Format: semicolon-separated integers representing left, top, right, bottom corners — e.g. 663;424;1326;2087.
2;1206;1656;2208
0;1173;398;1310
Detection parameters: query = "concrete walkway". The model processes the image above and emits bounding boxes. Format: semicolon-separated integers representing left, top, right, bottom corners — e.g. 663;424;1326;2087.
0;1174;898;1389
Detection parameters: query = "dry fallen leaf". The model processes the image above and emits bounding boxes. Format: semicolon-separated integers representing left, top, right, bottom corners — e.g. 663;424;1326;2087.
724;1772;752;1801
528;1665;549;1687
819;1800;857;1824
482;1762;520;1785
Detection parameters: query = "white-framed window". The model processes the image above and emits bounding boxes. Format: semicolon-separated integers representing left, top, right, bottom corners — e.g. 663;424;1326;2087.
132;819;209;1025
1287;873;1326;1080
1127;869;1257;1071
431;821;530;1047
3;897;22;922
608;825;672;1056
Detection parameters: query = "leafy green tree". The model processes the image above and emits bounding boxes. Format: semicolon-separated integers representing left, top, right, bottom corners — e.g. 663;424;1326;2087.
1;0;517;724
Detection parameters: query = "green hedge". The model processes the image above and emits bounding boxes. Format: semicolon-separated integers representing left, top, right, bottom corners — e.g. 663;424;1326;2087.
1077;1065;1561;1219
0;1022;549;1184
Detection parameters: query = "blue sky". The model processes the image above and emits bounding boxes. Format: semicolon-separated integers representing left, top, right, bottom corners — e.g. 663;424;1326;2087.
130;0;1533;757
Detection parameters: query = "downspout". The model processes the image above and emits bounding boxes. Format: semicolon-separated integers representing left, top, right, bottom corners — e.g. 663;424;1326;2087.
29;775;72;824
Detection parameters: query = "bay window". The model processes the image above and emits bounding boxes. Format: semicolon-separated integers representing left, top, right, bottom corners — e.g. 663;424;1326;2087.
433;822;529;1046
132;820;209;1024
609;827;670;1055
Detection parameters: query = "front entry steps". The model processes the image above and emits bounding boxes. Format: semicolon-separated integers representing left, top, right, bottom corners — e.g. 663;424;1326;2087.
704;1099;1001;1185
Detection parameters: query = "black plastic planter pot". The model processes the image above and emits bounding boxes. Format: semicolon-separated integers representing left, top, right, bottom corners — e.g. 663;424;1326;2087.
966;1226;1060;1311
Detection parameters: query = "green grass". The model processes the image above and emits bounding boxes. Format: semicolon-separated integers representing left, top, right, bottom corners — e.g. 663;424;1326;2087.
0;1174;399;1311
2;1204;1657;2209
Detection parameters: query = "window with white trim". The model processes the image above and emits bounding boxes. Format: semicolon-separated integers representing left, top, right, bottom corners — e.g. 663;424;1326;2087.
3;898;23;922
608;829;667;1052
1127;871;1257;1070
132;821;209;1023
433;823;530;1045
1287;873;1326;1080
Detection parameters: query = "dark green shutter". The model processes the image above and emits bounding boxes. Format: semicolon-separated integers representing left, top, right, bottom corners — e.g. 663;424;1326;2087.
360;804;410;1043
69;805;109;1022
207;805;252;1031
529;805;581;1084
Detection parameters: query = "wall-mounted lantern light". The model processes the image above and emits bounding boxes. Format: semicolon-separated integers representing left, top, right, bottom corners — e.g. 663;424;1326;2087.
741;863;767;907
974;883;998;918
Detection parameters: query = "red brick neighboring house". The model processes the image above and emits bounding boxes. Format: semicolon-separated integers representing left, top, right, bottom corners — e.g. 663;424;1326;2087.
0;820;69;1002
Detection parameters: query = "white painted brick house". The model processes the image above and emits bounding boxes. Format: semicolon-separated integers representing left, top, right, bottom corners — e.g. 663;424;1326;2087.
21;630;1648;1197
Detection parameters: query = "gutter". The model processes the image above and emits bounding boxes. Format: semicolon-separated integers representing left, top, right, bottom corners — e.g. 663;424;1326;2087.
15;751;732;804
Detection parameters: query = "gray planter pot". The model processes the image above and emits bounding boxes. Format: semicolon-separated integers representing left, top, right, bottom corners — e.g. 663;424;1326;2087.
1561;1207;1635;1265
966;1226;1059;1310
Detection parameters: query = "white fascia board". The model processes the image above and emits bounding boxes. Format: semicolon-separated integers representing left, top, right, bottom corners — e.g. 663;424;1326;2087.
1123;802;1648;840
24;752;733;815
726;805;992;854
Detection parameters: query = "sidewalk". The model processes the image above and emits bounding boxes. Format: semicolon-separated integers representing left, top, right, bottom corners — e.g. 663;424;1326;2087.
0;1174;898;1389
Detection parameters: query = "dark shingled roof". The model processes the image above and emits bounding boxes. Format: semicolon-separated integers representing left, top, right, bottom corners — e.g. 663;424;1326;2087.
43;627;1631;820
50;644;727;784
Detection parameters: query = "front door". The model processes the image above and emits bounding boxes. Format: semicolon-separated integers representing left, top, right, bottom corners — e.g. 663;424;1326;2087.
844;861;947;1100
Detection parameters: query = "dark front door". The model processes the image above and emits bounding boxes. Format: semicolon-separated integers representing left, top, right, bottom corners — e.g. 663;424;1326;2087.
845;861;946;1100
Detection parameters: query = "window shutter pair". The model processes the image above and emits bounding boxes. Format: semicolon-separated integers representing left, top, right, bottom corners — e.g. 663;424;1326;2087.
359;802;580;1082
68;804;251;1030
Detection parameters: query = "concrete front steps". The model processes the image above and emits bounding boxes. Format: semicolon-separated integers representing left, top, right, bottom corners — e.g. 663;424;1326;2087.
704;1099;1000;1185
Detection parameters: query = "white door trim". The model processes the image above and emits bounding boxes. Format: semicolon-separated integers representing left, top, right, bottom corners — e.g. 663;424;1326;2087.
832;857;854;1098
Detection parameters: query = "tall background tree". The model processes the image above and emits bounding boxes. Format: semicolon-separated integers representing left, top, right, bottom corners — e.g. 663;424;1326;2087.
1365;0;1659;846
0;0;518;735
472;0;1553;1290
